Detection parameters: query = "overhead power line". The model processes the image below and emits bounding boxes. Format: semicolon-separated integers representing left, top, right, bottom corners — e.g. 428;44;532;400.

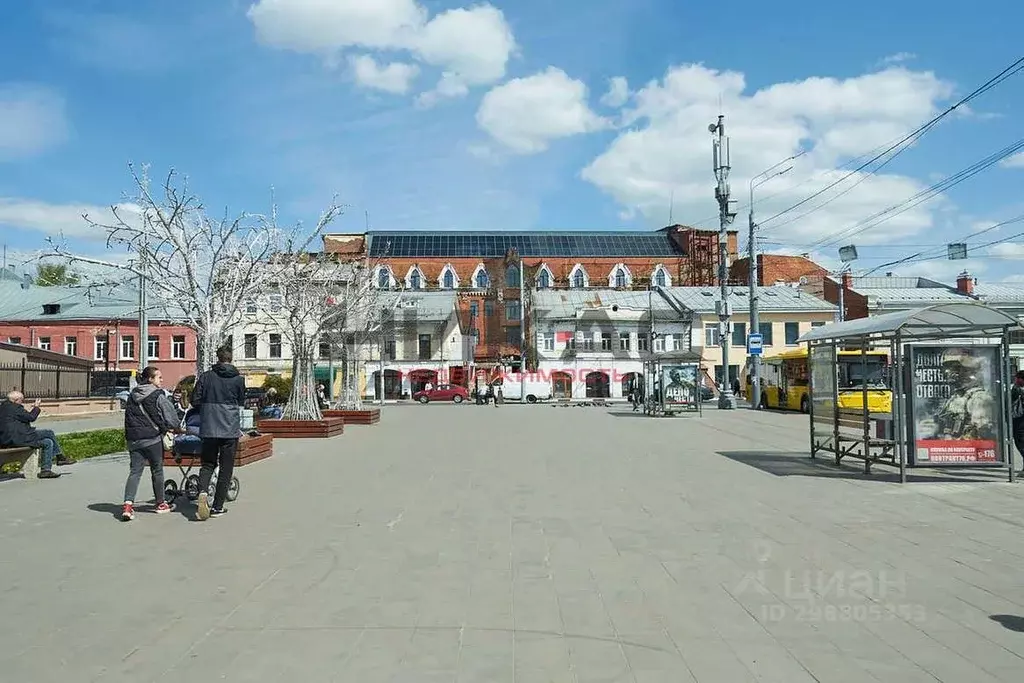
757;55;1024;231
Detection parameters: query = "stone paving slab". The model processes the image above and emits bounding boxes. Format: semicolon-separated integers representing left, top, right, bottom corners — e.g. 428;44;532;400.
1;404;1024;681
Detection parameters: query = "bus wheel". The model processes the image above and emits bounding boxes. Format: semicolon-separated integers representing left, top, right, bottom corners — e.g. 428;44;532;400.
800;396;809;414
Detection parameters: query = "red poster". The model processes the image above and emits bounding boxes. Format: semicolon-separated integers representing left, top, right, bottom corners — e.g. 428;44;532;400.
915;440;997;463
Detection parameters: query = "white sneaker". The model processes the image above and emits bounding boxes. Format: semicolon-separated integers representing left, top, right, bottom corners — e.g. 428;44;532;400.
196;492;210;521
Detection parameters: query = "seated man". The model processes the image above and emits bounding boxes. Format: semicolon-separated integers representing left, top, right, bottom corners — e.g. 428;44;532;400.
0;390;71;478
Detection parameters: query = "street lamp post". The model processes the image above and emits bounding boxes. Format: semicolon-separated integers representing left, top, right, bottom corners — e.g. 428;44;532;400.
747;153;801;410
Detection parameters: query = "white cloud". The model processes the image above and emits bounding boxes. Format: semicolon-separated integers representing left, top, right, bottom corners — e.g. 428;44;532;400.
989;242;1024;259
600;76;629;108
582;64;956;247
476;67;609;154
248;0;514;102
0;197;137;240
348;54;419;94
0;84;68;161
1001;151;1024;169
879;52;916;66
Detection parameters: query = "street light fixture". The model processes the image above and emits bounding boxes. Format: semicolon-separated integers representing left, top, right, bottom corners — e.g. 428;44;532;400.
837;245;859;322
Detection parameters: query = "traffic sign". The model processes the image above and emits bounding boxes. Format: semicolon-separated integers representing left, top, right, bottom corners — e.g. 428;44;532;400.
747;332;763;356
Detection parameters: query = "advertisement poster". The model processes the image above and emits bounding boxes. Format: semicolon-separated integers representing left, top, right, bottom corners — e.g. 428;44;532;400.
909;345;1003;465
662;364;698;405
809;345;836;416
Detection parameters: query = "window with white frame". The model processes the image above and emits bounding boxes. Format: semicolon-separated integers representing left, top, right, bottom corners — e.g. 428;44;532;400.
269;334;282;358
601;332;612;350
120;335;135;359
570;265;587;288
442;268;456;289
245;298;257;314
704;324;719;347
619;332;630;350
653;266;668;288
653;335;664;352
377;267;391;289
541;333;554;351
147;335;160;360
64;336;77;356
408;268;422;290
582;335;594;351
172;335;186;359
244;334;257;359
638;333;649;352
537;267;551;289
474;267;489;289
94;335;108;360
38;336;51;351
269;293;283;313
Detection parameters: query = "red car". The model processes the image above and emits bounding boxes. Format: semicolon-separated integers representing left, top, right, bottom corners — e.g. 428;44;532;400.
413;384;468;404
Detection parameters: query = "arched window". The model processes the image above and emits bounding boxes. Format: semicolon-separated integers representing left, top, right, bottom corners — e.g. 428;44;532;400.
654;267;667;288
475;269;489;289
614;268;627;288
443;269;455;289
505;264;520;287
572;268;586;288
537;269;551;289
377;268;390;289
409;269;422;290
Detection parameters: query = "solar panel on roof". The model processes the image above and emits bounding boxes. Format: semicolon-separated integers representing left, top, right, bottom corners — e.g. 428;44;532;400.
362;231;682;258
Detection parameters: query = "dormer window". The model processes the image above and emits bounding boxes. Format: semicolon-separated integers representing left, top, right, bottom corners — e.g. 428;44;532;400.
608;263;632;289
440;265;457;290
652;265;670;288
377;267;392;289
42;304;60;315
536;264;553;289
570;264;589;289
472;264;490;289
406;266;423;290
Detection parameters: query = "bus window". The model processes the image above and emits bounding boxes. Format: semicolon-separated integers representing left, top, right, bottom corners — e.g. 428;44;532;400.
839;357;886;389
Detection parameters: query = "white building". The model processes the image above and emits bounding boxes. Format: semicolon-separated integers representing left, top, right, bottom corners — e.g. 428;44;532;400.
531;289;694;399
359;291;468;400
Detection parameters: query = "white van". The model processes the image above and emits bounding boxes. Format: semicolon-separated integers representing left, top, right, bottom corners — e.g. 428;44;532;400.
498;373;552;403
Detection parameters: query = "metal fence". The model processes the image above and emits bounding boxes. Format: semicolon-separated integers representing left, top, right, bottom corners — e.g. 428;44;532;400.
0;362;94;399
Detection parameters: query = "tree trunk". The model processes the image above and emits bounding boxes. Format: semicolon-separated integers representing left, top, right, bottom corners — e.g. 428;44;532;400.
285;335;322;421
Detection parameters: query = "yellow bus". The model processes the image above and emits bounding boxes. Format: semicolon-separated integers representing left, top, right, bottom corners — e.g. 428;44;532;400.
746;347;892;414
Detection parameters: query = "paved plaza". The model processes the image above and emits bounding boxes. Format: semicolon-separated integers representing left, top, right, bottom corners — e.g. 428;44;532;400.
3;404;1024;682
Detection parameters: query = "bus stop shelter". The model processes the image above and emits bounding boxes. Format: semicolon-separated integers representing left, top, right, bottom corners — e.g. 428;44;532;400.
642;350;705;417
798;302;1021;483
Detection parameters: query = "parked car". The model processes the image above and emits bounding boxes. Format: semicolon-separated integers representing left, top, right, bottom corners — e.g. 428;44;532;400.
413;384;469;404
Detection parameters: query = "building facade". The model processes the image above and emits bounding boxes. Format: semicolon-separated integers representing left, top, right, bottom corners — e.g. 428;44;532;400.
0;277;198;387
531;289;695;400
324;226;737;372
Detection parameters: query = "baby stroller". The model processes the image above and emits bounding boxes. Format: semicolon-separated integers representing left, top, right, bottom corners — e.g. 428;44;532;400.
163;407;240;505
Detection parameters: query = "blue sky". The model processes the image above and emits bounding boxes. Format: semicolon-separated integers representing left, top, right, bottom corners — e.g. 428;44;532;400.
1;0;1022;283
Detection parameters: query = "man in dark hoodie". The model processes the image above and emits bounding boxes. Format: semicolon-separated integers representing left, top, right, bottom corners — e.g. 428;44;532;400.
191;345;246;520
121;366;181;520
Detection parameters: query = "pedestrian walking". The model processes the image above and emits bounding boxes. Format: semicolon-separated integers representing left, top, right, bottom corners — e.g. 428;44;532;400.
1011;370;1024;472
121;366;180;521
191;346;246;521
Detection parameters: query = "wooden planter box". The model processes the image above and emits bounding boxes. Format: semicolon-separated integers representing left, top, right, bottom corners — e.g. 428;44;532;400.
256;417;344;438
322;408;381;425
162;433;274;467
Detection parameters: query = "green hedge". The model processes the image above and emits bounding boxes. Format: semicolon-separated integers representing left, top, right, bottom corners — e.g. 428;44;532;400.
57;429;127;461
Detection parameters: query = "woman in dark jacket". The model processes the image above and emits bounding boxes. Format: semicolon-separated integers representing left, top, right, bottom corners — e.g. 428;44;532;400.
121;366;181;521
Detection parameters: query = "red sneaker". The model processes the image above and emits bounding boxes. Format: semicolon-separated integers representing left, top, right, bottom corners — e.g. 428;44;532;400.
154;502;171;514
121;503;135;521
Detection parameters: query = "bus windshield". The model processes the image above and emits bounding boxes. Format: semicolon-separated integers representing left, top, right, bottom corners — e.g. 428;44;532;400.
839;357;887;389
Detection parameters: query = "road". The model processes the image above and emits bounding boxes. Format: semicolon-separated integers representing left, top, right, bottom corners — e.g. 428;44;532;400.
2;404;1024;681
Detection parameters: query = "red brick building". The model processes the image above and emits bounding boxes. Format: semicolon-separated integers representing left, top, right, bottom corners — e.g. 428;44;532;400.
324;225;737;370
0;278;198;387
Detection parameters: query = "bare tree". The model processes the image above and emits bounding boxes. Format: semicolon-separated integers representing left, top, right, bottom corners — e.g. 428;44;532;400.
46;163;328;372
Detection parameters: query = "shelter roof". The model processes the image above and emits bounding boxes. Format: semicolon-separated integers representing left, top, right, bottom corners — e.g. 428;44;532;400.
798;303;1020;343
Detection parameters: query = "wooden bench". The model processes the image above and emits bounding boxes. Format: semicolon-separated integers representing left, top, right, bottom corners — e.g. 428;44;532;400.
162;433;275;468
0;446;40;478
322;408;381;425
256;417;344;438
